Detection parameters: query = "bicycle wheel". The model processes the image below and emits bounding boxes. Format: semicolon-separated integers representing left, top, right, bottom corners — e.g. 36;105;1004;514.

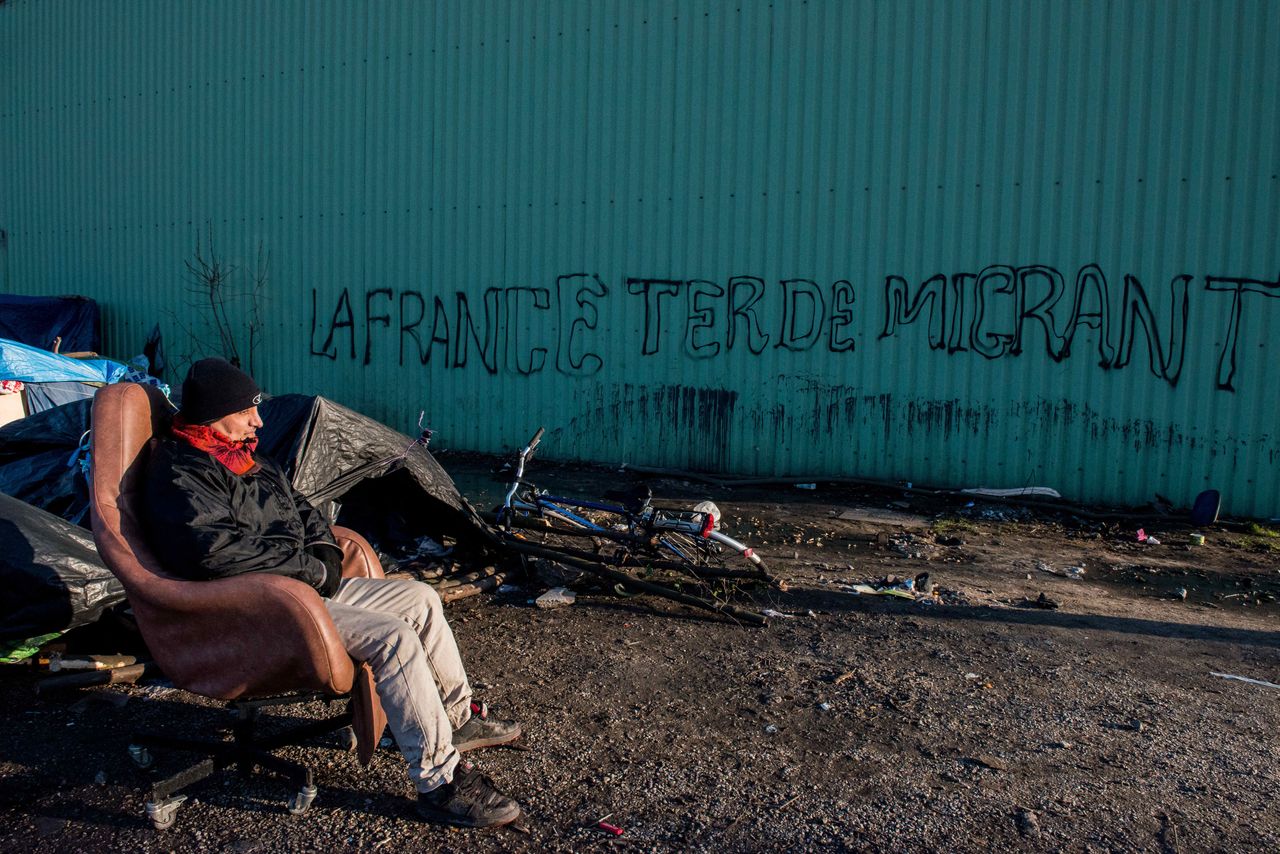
645;519;772;584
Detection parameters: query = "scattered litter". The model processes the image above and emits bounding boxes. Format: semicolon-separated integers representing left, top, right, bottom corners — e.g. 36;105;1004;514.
535;587;576;609
964;672;980;681
497;584;521;594
1174;587;1188;601
1210;672;1280;690
1137;529;1162;545
762;609;796;619
597;821;625;838
692;500;721;528
1035;561;1084;579
764;724;778;734
841;572;962;605
379;736;394;748
1188;533;1205;546
845;583;913;600
964;504;1029;522
0;632;63;665
1024;592;1059;610
962;486;1061;499
794;483;817;490
818;702;832;711
409;534;452;558
1051;740;1073;750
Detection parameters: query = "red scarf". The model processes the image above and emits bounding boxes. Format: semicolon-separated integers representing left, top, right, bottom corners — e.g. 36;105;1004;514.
171;417;260;476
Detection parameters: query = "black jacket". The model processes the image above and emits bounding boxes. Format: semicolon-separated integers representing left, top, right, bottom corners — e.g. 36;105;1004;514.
143;438;341;594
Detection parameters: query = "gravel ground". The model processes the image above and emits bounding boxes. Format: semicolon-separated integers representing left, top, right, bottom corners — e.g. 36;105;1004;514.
2;465;1278;853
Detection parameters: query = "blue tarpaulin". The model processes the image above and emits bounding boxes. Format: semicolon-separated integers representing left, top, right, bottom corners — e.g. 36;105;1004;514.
0;338;126;385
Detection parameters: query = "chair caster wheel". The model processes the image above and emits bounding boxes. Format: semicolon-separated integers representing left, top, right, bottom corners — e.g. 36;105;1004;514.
128;745;154;769
145;794;186;830
338;725;358;752
288;784;318;815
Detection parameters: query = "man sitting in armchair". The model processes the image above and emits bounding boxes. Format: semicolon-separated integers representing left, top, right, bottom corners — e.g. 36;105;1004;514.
142;357;522;830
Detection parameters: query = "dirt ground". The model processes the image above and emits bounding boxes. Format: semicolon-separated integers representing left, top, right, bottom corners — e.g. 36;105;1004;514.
2;457;1279;853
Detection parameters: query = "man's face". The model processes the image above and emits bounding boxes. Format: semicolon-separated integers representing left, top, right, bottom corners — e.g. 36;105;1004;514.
208;406;263;442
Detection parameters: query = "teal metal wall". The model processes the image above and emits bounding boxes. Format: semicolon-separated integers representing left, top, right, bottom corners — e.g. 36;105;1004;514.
3;1;1279;514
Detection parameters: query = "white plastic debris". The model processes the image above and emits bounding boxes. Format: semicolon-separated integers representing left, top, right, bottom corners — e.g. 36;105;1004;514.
411;535;452;557
692;500;722;528
762;609;796;619
961;486;1062;499
1210;672;1280;690
764;724;778;734
535;587;577;609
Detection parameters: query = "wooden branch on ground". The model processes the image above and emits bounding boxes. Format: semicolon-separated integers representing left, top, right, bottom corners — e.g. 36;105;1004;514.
436;564;501;589
499;538;768;627
439;572;507;603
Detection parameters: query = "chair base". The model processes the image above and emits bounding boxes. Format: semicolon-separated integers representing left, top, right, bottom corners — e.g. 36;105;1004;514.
128;693;356;830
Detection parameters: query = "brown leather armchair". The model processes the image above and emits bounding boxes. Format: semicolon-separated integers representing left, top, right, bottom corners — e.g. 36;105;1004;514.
89;382;387;830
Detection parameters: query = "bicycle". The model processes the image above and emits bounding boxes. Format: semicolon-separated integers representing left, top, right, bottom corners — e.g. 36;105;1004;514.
488;428;775;624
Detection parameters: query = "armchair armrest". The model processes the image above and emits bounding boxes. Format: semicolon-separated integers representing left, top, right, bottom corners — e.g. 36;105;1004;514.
332;525;385;579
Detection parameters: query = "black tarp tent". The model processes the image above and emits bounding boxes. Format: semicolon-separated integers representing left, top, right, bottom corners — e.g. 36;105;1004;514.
0;398;94;526
254;394;490;554
0;491;123;641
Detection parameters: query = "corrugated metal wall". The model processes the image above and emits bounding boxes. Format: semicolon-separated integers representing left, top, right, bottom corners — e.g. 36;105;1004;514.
3;0;1279;514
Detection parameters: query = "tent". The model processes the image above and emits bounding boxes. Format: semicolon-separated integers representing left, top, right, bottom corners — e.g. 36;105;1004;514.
0;491;124;641
0;398;94;526
254;394;490;554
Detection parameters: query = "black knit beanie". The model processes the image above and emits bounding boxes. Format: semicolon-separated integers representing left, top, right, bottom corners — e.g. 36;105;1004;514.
180;358;262;424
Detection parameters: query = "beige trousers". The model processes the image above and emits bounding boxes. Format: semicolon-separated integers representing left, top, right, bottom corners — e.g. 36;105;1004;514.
325;577;472;792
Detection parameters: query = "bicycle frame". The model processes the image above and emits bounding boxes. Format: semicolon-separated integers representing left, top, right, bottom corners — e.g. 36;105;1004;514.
496;427;766;574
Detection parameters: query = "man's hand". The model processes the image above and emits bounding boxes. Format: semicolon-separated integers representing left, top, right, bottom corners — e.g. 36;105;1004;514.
305;542;344;598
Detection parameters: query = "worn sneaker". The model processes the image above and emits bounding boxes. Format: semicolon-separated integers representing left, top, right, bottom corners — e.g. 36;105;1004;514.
415;765;521;829
453;701;522;752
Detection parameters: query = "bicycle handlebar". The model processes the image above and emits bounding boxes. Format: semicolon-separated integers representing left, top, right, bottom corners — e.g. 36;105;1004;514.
499;427;546;528
524;427;545;462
